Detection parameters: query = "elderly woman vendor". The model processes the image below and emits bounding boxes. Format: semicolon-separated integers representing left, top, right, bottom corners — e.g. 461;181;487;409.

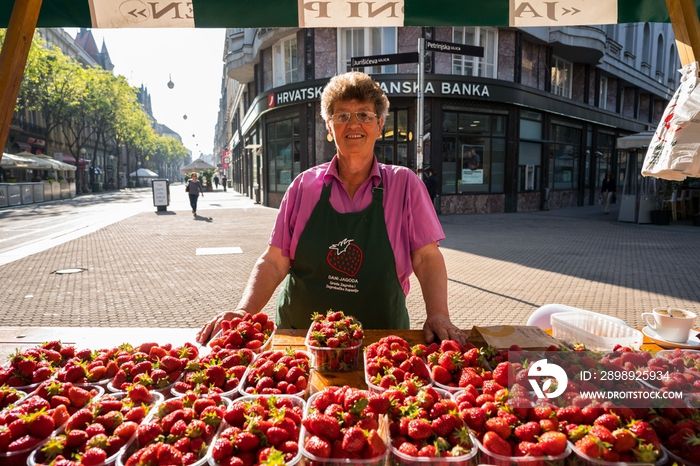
197;71;465;345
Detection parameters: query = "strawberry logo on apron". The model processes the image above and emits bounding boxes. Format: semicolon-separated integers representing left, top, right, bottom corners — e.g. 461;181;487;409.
327;238;363;277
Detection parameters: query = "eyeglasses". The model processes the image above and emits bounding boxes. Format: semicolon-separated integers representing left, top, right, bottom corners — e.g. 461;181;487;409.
330;112;378;124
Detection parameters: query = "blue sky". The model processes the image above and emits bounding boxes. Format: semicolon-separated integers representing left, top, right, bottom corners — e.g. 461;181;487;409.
66;28;226;158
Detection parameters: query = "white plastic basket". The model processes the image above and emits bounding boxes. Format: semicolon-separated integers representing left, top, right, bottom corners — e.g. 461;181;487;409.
551;312;643;350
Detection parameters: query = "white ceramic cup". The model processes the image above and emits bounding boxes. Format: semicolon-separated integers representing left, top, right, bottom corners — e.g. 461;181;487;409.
641;308;697;342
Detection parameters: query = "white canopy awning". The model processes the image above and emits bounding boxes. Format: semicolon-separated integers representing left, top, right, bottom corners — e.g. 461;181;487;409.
616;130;655;150
36;155;77;171
0;152;39;168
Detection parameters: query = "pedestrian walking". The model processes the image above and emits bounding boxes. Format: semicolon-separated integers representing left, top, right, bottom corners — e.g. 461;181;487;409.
186;173;204;216
214;175;220;190
601;171;616;214
222;175;227;192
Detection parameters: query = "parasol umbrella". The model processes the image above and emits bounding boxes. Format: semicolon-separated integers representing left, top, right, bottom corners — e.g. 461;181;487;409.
129;168;159;178
180;159;216;174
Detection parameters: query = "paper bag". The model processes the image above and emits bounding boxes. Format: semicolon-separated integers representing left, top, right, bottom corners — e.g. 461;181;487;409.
643;61;700;180
469;325;561;350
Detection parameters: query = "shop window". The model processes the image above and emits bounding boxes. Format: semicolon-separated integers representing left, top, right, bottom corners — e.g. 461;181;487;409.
548;124;581;190
267;117;300;193
273;36;298;87
440;111;506;195
451;27;498;79
375;109;408;166
550;56;572;98
594;132;615;188
338;27;397;73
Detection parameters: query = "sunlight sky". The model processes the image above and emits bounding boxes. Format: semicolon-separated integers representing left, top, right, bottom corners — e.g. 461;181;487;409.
65;28;226;159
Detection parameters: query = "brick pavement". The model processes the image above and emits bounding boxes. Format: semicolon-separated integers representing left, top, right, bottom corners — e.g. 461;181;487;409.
1;188;699;333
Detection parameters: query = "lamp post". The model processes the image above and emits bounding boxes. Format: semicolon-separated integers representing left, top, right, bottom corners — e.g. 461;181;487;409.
79;148;86;194
108;155;115;189
137;160;141;187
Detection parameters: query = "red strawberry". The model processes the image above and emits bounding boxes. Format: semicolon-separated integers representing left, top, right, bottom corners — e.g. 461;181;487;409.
538;430;567;456
482;431;511;456
492;362;514;387
342;426;367;453
407;418;432;440
326;239;363;276
305;435;331;458
136;422;163;446
27;412;55;438
303;412;341;440
234;431;260;451
66;409;94;431
67;386;91;408
81;447;107;466
514;421;541;442
485;417;511;440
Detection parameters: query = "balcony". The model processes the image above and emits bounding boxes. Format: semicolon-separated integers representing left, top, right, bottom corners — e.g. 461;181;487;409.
224;28;299;84
547;26;607;64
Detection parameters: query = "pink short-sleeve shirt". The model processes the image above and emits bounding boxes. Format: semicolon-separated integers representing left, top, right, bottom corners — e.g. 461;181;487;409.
269;156;445;295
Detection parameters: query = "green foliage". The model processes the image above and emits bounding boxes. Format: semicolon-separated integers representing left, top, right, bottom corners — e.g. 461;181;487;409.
201;169;215;187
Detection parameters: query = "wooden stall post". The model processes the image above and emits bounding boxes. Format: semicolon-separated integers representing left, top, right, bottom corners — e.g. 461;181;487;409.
667;0;700;66
0;0;43;163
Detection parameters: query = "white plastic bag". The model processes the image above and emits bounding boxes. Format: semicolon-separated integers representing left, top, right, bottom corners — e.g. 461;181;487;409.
642;61;700;180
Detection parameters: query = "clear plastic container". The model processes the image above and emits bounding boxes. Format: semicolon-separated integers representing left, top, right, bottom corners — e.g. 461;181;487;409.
208;323;276;354
28;391;165;466
656;349;700;359
662;445;699;466
302;390;389;465
116;396;229;466
566;440;666;466
238;349;314;399
392;433;478;466
473;435;570;466
364;351;432;393
551;312;643;350
207;395;304;466
305;327;362;372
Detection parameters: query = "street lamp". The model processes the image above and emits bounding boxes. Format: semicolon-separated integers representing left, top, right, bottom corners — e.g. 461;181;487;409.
108;155;115;189
79;148;86;194
167;73;174;89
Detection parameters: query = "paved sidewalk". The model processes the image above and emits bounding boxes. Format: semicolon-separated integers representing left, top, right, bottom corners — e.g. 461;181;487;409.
1;189;699;334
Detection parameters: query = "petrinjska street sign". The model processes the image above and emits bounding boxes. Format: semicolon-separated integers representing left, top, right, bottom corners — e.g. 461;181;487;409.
425;40;484;58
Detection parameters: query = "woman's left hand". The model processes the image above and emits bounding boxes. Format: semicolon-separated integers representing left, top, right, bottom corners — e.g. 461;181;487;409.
423;314;467;346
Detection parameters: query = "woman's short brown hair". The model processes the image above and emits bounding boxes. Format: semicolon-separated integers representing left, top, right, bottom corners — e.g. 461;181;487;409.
320;71;390;121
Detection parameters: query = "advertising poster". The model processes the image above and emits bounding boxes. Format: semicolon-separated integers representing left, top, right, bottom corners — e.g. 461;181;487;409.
461;144;484;184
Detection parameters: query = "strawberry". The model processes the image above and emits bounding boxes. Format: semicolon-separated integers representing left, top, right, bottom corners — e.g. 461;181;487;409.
136;422;163;446
305;435;331;458
492;362;514;387
407;418;432;440
341;426;366;453
7;434;41;452
81;447;107;466
538;430;567;456
611;428;636;453
234;431;260;451
27;411;55;438
575;434;605;459
67;386;91;408
431;365;453;385
303;412;341;440
66;408;94;431
515;441;544;457
485;416;511;440
514;421;540;442
482;431;511;456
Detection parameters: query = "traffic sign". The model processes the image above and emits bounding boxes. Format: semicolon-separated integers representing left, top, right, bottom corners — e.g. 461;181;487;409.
351;52;419;67
425;40;484;57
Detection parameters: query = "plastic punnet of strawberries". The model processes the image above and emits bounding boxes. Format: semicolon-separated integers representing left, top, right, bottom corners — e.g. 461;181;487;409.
452;360;570;462
28;385;161;466
211;395;305;466
305;310;364;372
0;341;76;389
241;348;312;396
387;381;475;460
364;335;431;390
0;381;102;459
172;347;255;397
424;339;492;391
109;341;198;392
121;391;228;465
0;385;25;410
301;386;389;463
208;313;276;353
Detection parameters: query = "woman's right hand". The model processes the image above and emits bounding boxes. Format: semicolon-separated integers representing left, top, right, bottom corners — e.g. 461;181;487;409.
196;309;247;345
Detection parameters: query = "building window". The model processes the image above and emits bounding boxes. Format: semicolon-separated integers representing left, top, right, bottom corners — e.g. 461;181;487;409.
598;76;608;110
441;111;506;195
374;109;408;166
273;36;298;87
548;124;581;190
338;27;397;73
267;117;300;193
550;56;572;98
452;27;497;78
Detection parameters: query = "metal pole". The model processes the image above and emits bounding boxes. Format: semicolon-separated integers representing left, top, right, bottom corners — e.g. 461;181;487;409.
416;37;425;174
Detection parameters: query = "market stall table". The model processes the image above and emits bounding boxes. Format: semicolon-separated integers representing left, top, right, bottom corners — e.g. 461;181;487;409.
0;326;672;391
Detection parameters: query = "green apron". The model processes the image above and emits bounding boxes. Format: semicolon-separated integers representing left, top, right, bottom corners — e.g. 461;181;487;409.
277;179;409;330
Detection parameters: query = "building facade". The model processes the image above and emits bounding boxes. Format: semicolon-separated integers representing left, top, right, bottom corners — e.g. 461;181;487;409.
214;24;678;213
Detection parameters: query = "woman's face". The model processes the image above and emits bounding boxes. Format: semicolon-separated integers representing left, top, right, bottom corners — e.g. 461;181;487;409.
327;99;384;162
